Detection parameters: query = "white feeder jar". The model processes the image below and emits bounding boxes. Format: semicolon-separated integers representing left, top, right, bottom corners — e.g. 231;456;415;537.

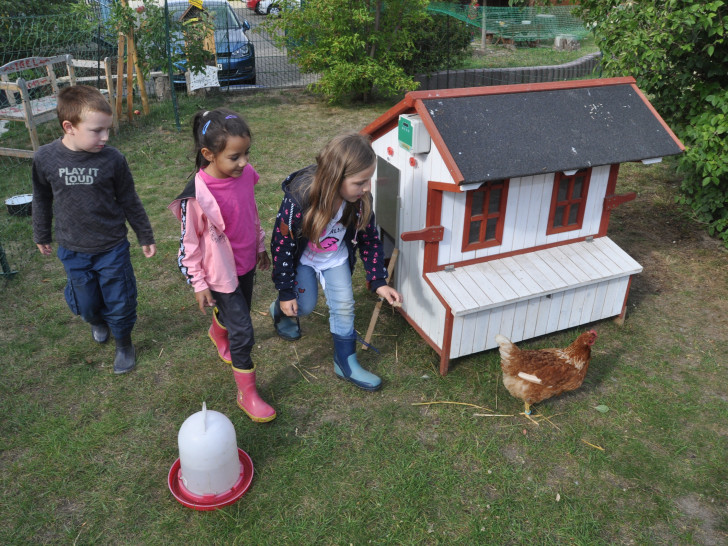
177;402;241;496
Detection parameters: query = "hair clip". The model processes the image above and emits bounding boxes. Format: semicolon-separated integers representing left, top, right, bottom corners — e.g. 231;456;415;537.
203;110;209;116
225;115;238;119
202;120;211;135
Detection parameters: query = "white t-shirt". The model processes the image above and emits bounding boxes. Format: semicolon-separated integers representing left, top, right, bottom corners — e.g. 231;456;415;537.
299;202;349;276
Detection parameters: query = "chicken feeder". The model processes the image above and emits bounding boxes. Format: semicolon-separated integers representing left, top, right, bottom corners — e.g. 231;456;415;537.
168;402;253;510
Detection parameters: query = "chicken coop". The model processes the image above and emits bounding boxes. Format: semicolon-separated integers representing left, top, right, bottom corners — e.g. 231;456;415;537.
361;77;683;375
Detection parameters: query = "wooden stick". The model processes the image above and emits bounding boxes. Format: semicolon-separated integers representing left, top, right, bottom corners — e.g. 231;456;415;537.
411;401;494;411
362;248;399;350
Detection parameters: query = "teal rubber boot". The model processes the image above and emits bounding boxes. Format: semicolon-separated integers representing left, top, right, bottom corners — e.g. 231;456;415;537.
332;332;382;391
270;299;301;341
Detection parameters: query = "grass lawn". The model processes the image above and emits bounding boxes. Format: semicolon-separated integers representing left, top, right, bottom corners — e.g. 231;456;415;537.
459;36;600;70
1;90;727;544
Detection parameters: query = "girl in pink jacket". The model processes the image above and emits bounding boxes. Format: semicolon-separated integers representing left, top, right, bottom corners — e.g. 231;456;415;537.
169;108;275;422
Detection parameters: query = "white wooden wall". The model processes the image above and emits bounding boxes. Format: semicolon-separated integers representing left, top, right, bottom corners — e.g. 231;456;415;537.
439;164;612;266
371;132;453;350
448;276;630;358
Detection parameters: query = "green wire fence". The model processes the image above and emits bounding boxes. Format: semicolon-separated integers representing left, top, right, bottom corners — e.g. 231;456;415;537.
428;3;589;44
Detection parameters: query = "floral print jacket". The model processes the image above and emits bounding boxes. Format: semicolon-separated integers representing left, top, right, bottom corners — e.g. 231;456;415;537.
270;166;389;302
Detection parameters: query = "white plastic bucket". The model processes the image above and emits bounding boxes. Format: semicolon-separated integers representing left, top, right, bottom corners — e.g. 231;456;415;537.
177;402;241;496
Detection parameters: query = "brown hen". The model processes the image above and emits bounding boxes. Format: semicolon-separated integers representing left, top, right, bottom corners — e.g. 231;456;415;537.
495;330;597;414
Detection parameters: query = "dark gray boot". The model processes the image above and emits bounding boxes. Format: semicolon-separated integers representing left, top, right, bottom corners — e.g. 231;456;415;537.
91;323;109;344
113;335;136;374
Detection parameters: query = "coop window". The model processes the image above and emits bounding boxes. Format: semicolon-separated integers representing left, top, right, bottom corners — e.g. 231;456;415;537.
547;169;591;235
462;180;508;252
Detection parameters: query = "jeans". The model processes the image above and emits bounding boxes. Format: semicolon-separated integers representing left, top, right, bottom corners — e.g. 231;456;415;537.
295;262;355;336
57;239;137;339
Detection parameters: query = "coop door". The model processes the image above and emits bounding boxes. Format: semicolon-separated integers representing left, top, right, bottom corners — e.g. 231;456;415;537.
375;156;400;259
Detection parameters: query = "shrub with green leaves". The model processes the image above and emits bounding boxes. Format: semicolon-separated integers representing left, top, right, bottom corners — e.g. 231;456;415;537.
575;0;728;247
403;13;474;76
264;0;432;103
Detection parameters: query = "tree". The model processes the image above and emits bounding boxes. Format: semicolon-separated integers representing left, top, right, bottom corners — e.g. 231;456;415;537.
263;0;431;103
0;0;68;17
574;0;728;246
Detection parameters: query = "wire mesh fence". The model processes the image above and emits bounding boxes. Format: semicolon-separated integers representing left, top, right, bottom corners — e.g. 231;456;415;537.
428;3;590;44
0;1;594;284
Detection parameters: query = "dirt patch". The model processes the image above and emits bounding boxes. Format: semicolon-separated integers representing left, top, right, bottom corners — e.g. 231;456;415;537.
674;494;726;546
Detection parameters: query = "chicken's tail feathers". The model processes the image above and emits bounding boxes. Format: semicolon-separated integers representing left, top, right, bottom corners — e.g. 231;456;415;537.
494;334;511;347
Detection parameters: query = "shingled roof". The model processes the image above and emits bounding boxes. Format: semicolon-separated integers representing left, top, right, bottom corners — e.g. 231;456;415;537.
363;77;684;185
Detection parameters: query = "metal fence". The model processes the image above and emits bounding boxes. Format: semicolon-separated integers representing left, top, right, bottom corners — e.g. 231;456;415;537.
429;3;590;44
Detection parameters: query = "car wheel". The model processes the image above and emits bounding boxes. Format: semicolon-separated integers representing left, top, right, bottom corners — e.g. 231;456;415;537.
267;4;281;16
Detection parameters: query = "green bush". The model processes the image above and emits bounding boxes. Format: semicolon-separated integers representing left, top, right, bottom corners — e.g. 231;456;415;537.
402;13;473;76
264;0;432;103
575;0;728;247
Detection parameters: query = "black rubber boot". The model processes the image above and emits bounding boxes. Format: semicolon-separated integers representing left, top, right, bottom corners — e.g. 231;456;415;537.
91;323;109;344
113;335;136;374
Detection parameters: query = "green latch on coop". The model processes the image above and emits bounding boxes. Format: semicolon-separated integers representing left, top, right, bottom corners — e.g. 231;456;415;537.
398;114;430;154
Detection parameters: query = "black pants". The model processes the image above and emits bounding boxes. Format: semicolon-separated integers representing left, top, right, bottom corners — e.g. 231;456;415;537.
211;269;255;370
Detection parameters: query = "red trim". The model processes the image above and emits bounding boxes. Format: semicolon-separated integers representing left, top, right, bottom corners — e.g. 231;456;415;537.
404;77;637;102
429;181;460;192
546;169;591;235
401;226;444;243
396;283;455;376
614;275;634;326
430;234;601;272
360;95;415;141
440;311;454;376
598;164;620;237
629;83;685;152
423;184;444;274
604;192;636;212
412;101;465;184
396;308;443;358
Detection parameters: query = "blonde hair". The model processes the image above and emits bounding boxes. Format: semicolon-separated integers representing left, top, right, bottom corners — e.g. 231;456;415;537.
302;132;376;245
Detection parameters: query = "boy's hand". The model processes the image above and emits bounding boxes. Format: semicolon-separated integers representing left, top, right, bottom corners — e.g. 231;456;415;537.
375;285;403;306
142;244;156;258
36;243;53;256
195;289;216;314
257;250;270;271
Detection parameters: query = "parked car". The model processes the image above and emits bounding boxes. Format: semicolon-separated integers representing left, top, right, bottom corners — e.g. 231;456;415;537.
168;0;256;85
248;0;299;17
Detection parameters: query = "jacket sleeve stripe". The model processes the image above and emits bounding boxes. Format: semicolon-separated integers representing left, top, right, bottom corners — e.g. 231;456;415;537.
178;199;193;284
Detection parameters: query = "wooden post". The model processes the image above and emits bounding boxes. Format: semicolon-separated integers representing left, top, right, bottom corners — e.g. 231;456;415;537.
126;33;134;121
128;35;150;115
115;34;125;122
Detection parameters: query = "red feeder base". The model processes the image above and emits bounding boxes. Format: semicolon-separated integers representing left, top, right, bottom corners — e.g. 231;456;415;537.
168;448;254;511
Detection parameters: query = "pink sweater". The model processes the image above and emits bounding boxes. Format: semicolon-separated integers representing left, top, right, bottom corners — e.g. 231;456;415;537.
168;167;265;294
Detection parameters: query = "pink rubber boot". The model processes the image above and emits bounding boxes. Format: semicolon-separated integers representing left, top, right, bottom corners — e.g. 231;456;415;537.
208;307;232;364
233;367;276;423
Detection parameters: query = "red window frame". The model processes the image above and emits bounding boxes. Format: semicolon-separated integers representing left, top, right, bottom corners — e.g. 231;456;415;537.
462;180;509;252
547;169;591;235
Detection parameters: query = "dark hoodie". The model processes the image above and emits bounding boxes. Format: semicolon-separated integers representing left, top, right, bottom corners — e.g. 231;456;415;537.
270;166;388;302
